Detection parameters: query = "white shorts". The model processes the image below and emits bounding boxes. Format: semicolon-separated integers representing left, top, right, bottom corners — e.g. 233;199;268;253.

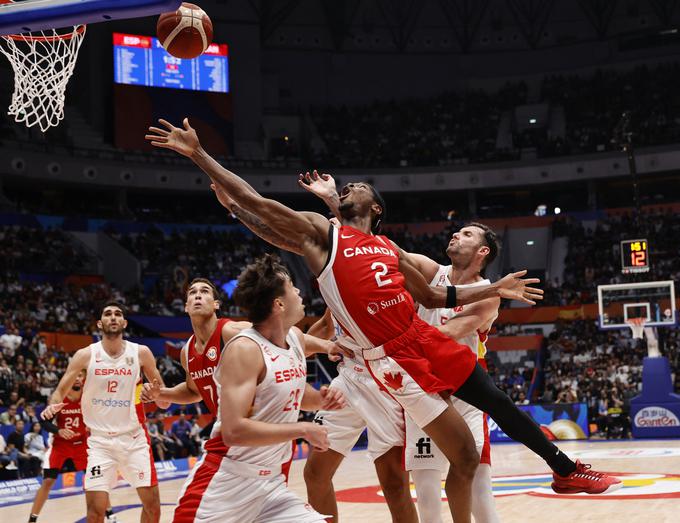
405;398;487;472
363;351;449;430
314;368;405;461
173;454;326;523
84;426;156;492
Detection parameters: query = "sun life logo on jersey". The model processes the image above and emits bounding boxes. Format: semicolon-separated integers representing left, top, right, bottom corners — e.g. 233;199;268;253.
206;346;218;361
367;302;379;315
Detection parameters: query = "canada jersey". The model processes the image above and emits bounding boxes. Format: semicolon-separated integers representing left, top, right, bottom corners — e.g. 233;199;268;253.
416;265;497;360
81;341;144;434
55;395;87;443
186;318;231;416
317;225;416;348
206;328;307;467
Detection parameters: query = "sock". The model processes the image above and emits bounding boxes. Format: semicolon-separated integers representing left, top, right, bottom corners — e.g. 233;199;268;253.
471;464;501;523
411;469;444;523
546;450;577;477
105;509;114;517
29;515;38;523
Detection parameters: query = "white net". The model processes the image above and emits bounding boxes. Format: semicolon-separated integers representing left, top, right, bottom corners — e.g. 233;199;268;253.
0;25;86;132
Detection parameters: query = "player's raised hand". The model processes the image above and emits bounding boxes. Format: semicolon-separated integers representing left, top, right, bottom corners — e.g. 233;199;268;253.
496;270;544;305
40;403;65;420
58;428;77;440
298;170;336;199
302;422;329;451
141;379;162;403
145;118;200;158
319;385;346;411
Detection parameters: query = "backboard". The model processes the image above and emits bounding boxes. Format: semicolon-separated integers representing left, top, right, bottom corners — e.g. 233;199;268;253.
0;0;181;35
597;280;676;329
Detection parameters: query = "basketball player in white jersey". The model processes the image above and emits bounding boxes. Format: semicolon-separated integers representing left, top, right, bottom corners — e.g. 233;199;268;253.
172;254;344;522
405;223;502;523
41;302;169;523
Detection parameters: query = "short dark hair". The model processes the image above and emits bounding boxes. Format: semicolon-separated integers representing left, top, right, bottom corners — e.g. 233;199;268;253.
186;278;219;300
368;185;386;234
101;301;126;317
233;254;291;324
464;222;500;276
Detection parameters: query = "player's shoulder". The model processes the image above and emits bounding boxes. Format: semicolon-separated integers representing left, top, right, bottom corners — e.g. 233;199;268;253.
221;319;251;343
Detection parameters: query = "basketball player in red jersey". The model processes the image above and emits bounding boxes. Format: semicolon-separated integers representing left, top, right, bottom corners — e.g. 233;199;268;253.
172;255;344;522
147;119;617;522
28;372;117;523
142;277;348;413
41;303;169;523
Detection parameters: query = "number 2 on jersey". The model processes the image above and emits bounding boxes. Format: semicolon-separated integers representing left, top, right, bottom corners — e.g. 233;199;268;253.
371;262;393;288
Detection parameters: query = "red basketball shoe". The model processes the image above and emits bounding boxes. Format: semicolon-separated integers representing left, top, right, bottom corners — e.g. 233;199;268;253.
551;460;622;494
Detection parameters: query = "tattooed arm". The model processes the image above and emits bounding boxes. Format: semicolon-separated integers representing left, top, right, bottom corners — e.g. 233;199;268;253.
210;181;304;255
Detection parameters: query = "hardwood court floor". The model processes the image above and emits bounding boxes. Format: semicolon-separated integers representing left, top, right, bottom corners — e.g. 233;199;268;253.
4;439;680;522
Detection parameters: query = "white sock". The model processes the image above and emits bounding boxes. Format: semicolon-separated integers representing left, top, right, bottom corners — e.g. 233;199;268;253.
471;464;500;523
411;468;444;523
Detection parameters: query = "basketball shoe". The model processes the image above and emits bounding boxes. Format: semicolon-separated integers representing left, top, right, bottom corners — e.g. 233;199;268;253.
551;460;622;494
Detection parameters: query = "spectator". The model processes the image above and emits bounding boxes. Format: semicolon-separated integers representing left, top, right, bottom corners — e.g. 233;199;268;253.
24;421;46;474
7;419;40;477
0;404;18;425
0;432;19;472
170;412;197;457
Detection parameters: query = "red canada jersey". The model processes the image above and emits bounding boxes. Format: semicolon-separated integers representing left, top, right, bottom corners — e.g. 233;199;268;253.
55;395;87;443
186;318;231;416
317;225;416;348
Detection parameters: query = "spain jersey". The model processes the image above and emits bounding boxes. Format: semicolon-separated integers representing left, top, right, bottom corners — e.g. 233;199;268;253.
416;264;497;363
186;318;231;416
317;225;416;348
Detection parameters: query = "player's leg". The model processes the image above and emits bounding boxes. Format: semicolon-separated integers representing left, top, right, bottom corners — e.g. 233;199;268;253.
454;364;620;493
85;435;120;523
303;448;345;521
372;446;417;523
420;407;478;523
471;464;499;523
255;475;328;523
86;491;111;523
136;486;161;523
411;469;443;523
28;469;58;521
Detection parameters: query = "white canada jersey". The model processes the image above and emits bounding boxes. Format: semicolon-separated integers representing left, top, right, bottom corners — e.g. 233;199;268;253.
416;265;497;359
81;341;144;434
208;328;307;468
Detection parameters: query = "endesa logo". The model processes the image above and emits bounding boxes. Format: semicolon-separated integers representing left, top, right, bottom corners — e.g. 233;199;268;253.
634;406;680;428
91;398;131;408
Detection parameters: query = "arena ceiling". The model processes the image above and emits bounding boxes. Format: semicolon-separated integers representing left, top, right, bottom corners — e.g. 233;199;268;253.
206;0;680;53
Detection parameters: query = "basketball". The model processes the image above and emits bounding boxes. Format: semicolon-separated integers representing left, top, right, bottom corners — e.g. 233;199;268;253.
157;2;213;60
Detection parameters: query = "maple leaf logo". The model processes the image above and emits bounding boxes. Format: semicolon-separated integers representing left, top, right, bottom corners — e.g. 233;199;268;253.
383;371;403;391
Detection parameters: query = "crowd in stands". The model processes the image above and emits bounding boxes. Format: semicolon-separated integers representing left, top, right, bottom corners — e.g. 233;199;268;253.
548;208;680;306
310;62;680;168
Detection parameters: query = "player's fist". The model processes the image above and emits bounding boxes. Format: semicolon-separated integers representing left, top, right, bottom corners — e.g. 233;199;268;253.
302;422;329;452
58;428;77;440
319;385;346;411
141;379;162;403
40;403;65;420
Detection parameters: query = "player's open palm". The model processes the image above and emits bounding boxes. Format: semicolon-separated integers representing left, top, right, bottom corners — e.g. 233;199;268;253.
298;170;336;199
145;117;200;158
303;422;329;452
497;270;544;305
141;379;162;403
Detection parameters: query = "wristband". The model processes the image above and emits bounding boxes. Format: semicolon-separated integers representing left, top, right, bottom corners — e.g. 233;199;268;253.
445;286;457;308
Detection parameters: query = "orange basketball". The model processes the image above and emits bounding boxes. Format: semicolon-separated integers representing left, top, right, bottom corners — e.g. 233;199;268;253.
157;2;213;60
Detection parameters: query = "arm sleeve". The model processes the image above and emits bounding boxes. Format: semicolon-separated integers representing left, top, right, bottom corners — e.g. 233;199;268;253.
40;419;59;434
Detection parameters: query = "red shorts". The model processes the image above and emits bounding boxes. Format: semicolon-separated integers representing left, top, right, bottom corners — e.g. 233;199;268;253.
382;316;477;395
44;437;88;472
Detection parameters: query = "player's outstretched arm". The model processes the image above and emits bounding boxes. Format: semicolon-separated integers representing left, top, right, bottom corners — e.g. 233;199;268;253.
142;345;202;405
145;119;330;260
218;337;329;450
298;170;341;218
436;297;500;341
300;383;346;412
42;348;90;419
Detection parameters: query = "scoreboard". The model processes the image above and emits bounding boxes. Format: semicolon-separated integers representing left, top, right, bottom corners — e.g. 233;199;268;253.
113;33;229;93
620;239;650;274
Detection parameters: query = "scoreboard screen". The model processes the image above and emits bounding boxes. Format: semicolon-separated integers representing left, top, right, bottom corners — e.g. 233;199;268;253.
113;33;229;93
621;239;650;274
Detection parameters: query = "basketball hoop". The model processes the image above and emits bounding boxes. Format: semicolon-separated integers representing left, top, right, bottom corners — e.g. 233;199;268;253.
626;317;646;339
0;20;86;132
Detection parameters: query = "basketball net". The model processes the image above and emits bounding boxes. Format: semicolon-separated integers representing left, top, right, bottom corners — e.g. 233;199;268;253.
626;317;660;358
0;8;86;132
